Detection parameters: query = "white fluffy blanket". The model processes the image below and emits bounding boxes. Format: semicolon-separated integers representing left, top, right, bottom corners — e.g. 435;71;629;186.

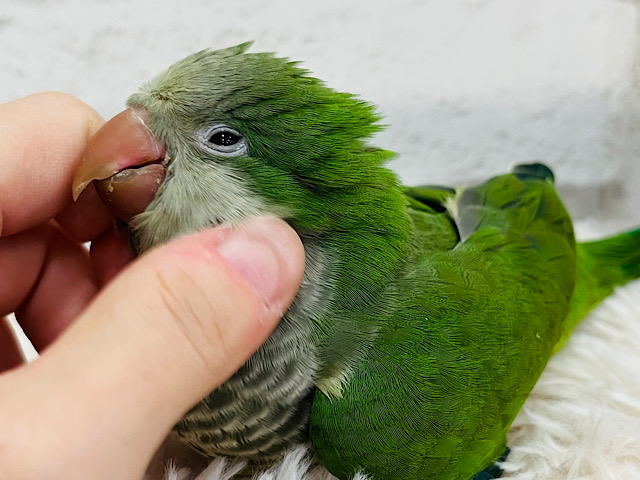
151;280;640;480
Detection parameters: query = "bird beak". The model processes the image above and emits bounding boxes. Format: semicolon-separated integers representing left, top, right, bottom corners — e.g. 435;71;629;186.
72;108;168;222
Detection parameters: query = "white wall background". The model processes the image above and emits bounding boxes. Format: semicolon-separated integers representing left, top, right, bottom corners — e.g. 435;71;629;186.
2;0;639;234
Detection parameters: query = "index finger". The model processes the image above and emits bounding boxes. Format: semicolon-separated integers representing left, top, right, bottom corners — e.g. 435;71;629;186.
0;93;109;237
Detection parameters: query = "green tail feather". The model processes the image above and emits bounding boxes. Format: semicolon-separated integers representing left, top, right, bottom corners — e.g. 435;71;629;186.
556;227;640;351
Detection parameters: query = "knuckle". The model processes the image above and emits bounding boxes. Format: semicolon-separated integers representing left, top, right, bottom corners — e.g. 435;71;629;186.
151;261;233;373
35;91;84;111
36;92;104;131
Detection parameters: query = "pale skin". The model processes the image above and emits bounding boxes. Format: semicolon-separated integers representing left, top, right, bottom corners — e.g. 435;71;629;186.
0;93;305;480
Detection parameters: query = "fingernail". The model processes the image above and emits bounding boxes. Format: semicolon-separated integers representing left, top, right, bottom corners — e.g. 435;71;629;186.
216;218;303;306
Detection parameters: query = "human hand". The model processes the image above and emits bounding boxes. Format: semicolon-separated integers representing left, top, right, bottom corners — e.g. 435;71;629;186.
0;93;305;479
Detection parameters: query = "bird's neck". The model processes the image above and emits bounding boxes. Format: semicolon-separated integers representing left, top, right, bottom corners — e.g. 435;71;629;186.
325;184;412;311
296;180;413;397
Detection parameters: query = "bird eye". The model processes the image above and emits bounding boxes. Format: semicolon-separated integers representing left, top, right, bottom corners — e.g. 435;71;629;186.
199;125;248;156
209;129;240;146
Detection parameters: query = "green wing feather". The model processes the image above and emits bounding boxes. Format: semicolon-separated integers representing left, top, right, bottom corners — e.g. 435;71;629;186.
311;163;640;479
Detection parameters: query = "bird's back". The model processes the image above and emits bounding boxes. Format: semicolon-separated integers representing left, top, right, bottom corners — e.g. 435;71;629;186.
311;165;578;479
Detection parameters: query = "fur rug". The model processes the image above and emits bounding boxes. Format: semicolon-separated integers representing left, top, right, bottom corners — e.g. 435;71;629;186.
149;279;640;480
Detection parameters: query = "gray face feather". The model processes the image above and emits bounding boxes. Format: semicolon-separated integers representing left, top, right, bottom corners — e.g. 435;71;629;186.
129;149;269;252
126;44;295;251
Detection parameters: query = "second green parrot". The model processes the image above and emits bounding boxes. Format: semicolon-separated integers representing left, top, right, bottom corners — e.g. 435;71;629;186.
72;44;640;480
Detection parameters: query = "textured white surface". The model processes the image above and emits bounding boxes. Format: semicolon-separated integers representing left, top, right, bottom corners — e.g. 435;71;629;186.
2;0;640;228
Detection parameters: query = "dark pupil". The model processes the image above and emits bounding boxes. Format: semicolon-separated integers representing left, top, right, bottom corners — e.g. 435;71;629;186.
209;130;239;146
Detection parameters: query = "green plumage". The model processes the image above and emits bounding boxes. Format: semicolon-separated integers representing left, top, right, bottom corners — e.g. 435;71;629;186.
311;166;578;479
124;44;640;479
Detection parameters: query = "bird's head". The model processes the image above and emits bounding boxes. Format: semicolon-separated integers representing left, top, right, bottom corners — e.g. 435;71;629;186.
73;43;396;252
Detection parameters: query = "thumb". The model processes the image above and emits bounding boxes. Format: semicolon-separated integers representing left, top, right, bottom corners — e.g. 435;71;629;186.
0;217;305;480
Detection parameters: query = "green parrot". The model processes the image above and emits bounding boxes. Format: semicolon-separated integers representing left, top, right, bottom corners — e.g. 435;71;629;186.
71;43;640;480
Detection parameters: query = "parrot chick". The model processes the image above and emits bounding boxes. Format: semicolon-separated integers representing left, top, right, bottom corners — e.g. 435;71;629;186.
72;43;640;480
